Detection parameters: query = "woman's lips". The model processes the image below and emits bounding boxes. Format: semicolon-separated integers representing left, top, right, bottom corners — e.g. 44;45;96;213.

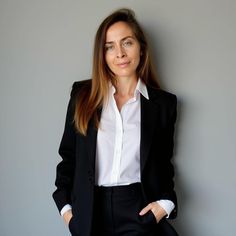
117;61;130;68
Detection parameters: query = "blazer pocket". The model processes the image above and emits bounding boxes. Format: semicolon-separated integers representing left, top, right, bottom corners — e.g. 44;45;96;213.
68;216;75;234
140;211;156;225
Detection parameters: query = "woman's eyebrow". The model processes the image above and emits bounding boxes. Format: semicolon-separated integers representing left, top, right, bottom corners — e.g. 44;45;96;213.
105;36;135;44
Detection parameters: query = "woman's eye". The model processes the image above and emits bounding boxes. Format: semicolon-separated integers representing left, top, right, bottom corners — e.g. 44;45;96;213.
105;45;114;51
123;41;133;47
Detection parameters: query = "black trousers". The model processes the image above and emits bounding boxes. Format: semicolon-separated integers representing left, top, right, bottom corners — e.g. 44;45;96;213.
91;183;160;236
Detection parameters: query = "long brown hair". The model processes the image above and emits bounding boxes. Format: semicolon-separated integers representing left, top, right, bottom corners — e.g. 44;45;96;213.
74;8;160;135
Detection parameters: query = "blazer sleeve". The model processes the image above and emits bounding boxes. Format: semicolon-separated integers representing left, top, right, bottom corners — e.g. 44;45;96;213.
52;82;78;213
161;94;178;218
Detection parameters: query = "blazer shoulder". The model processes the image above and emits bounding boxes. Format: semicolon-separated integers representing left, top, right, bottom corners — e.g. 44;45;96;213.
147;86;177;107
70;79;92;98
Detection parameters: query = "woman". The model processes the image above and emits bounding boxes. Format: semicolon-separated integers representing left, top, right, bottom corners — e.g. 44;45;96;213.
53;8;178;236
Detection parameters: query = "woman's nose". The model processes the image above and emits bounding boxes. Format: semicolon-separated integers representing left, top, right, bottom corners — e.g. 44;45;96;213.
116;45;126;58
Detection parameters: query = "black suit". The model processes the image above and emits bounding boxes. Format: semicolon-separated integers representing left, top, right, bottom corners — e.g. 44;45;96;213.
53;80;178;236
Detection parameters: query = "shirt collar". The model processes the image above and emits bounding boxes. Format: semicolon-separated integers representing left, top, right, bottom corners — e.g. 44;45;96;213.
136;78;149;100
110;78;149;100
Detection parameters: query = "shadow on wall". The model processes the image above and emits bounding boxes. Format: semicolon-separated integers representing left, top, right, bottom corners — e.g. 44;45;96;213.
172;99;192;236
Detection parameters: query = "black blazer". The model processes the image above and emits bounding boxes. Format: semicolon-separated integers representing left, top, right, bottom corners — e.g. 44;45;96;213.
53;79;178;236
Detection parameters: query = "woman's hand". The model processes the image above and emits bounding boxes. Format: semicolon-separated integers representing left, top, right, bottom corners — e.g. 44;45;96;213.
139;202;167;223
63;209;73;226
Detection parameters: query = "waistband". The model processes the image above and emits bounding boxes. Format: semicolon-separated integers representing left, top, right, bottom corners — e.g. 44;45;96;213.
94;182;142;195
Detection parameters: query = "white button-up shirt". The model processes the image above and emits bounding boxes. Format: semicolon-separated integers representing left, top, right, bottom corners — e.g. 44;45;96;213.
95;79;146;186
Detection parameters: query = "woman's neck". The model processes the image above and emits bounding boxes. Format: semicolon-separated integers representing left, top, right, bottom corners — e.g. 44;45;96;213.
113;76;138;112
114;76;138;97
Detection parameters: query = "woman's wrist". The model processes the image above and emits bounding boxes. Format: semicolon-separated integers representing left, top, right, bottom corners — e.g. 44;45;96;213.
63;209;73;225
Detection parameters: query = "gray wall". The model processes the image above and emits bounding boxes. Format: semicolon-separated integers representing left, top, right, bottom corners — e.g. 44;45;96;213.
0;0;235;235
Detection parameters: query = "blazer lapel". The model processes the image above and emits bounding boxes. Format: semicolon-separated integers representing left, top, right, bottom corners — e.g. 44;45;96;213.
85;108;102;171
85;122;97;171
140;93;159;173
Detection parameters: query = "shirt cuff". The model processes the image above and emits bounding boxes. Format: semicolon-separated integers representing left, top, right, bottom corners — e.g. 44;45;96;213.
156;200;175;218
60;204;72;216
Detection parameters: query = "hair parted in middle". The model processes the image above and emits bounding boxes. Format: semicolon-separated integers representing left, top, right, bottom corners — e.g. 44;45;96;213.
74;8;160;135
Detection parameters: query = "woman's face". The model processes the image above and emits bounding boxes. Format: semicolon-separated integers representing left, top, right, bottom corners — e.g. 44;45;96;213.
104;21;141;80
